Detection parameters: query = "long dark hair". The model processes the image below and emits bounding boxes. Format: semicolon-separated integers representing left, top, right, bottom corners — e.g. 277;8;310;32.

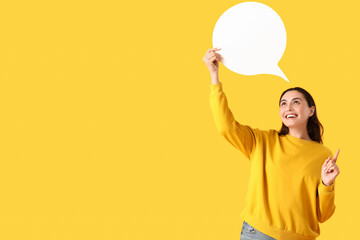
278;87;324;144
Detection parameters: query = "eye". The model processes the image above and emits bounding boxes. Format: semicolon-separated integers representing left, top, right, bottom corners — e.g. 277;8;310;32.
281;102;286;106
294;100;300;104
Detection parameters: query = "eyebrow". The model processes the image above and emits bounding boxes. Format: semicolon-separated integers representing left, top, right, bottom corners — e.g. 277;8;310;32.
280;97;302;102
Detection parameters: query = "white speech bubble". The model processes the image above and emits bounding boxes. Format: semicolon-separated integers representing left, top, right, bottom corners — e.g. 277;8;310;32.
212;2;289;82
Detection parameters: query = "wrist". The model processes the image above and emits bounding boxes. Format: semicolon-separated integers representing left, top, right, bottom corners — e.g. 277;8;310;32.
210;72;219;84
322;180;333;186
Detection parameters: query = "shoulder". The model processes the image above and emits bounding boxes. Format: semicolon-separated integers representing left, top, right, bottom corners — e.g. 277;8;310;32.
308;143;333;162
269;129;279;136
309;141;332;154
251;128;279;137
319;145;333;158
250;128;278;140
266;129;281;139
237;125;274;142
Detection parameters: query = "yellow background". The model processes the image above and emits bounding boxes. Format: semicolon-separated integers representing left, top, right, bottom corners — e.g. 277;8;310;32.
0;0;357;239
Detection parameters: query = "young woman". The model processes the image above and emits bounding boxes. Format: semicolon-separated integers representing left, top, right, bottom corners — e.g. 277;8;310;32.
202;48;340;240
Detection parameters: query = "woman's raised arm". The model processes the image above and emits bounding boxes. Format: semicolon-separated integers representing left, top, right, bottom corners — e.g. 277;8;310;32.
203;48;258;159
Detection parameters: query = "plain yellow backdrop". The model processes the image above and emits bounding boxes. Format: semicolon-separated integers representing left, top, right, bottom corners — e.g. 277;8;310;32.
0;0;358;239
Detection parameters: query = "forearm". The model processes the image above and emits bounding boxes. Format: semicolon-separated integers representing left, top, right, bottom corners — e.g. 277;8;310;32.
317;181;336;223
210;71;219;85
208;82;256;159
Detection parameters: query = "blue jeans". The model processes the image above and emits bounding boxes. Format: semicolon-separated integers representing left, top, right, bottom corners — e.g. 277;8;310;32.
241;221;277;240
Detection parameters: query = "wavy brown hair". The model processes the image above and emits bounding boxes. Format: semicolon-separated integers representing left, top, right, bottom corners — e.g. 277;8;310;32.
278;87;324;144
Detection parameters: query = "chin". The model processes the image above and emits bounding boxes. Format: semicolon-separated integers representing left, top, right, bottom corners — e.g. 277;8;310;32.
283;122;296;128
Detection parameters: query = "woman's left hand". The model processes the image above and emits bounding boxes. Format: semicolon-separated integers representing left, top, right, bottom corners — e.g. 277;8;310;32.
321;149;340;186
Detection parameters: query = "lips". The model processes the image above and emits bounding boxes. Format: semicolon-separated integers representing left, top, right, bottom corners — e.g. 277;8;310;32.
285;113;298;119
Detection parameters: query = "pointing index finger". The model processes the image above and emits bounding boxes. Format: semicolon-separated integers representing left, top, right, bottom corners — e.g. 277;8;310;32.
333;149;340;162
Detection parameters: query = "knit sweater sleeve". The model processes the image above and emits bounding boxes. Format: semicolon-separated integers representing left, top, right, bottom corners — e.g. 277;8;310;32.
316;181;336;223
209;82;257;160
316;180;336;223
316;149;336;223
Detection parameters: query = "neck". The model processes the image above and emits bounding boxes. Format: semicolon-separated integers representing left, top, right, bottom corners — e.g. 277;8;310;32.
288;127;312;141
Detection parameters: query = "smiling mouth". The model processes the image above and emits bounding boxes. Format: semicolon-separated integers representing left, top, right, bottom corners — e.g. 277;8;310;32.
285;114;298;119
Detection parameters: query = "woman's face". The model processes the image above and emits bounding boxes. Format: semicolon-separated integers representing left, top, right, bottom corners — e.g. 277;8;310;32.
279;90;315;129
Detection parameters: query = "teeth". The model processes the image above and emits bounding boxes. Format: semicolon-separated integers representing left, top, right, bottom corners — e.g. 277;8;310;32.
287;115;296;118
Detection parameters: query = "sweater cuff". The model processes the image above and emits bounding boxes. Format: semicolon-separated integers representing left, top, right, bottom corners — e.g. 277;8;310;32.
319;181;335;192
210;82;223;94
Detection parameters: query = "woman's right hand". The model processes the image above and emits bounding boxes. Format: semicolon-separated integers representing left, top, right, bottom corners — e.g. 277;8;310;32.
203;48;223;74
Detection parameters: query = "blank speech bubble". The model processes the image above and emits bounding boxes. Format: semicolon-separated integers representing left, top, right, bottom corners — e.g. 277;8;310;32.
212;2;289;82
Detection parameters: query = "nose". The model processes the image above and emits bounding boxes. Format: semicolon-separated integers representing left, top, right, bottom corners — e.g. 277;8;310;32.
286;103;294;111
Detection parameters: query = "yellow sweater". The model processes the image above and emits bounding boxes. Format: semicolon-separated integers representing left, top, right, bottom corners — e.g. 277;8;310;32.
209;82;336;240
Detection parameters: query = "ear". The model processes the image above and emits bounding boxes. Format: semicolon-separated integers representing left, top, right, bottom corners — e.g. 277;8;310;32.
309;106;315;117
